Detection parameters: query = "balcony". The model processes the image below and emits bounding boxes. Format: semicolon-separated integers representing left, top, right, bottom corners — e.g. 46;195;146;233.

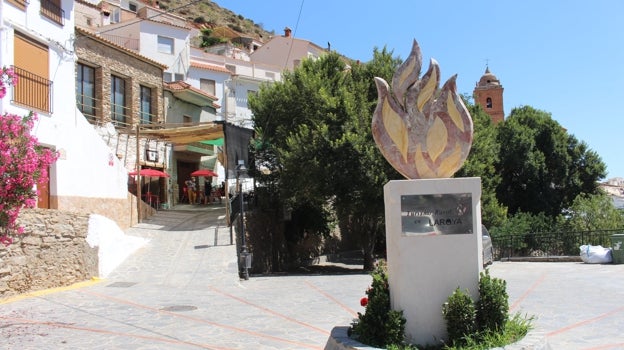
100;34;139;51
40;0;64;26
11;66;53;114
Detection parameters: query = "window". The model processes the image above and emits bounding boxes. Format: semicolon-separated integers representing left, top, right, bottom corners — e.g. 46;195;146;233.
128;1;137;12
174;73;184;81
76;63;96;120
7;0;27;11
157;36;174;54
486;97;493;108
110;75;126;125
40;0;64;26
111;8;120;23
140;85;152;124
163;72;172;82
200;78;216;95
13;32;52;113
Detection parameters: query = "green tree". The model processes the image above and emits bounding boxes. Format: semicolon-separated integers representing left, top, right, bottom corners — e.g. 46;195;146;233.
563;192;624;232
249;49;402;270
496;106;606;217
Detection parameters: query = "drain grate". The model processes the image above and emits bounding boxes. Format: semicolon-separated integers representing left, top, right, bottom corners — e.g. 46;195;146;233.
106;282;137;288
160;305;198;312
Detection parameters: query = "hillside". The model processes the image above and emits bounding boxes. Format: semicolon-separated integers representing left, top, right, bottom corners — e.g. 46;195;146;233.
155;0;275;42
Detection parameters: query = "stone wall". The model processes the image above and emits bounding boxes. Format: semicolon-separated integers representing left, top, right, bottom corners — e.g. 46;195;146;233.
0;209;98;299
55;193;154;231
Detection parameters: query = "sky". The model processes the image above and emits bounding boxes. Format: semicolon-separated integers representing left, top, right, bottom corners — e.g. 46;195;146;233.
215;0;624;179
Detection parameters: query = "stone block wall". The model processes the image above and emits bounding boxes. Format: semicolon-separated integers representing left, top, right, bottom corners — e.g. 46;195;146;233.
0;209;98;299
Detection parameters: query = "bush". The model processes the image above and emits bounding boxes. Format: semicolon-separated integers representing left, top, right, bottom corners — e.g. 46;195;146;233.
475;270;508;332
351;260;406;348
442;288;476;345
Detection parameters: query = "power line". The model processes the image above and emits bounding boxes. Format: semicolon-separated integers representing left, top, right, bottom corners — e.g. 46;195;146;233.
284;0;305;70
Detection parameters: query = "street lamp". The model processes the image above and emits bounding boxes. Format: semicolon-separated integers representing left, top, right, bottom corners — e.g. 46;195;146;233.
236;160;250;280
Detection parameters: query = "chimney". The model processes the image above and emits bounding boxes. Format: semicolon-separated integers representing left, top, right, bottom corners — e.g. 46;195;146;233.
284;27;292;37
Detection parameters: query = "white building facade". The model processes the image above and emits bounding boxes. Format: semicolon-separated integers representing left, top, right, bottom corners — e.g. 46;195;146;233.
1;0;137;229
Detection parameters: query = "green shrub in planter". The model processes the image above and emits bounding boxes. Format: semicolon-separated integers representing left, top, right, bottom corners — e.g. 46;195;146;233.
476;269;508;332
442;287;477;345
351;261;406;348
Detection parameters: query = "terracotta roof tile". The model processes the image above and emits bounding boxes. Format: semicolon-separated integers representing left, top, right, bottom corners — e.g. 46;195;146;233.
190;61;232;74
75;26;167;69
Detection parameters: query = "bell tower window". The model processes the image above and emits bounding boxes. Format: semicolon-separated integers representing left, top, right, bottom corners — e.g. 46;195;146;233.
486;97;492;108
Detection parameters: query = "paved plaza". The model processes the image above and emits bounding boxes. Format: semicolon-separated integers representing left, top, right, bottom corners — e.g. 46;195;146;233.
1;204;623;349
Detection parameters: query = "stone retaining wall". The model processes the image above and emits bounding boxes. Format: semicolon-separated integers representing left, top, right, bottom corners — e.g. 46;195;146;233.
0;209;98;299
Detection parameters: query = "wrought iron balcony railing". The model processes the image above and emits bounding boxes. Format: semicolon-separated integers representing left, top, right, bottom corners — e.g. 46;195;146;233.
40;0;64;26
100;34;139;51
11;65;53;114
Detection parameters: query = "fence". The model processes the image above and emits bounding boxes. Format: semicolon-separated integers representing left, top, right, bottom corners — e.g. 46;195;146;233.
493;229;624;260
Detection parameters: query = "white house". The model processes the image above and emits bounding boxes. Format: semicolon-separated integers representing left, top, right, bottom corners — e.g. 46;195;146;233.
0;0;137;229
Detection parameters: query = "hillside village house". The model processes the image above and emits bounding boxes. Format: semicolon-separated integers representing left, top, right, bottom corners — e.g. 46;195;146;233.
0;0;148;229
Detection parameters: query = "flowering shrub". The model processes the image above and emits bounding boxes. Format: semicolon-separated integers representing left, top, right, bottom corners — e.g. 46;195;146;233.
0;67;58;245
351;260;406;348
360;297;368;307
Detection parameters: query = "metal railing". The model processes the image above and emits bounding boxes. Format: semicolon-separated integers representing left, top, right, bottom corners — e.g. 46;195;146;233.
11;66;53;113
100;34;139;51
40;0;64;26
493;229;623;260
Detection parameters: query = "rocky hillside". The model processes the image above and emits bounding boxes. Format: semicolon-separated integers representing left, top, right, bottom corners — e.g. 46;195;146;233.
156;0;274;42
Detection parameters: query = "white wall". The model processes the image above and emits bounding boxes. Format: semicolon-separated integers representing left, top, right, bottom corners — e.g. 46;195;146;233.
139;21;189;73
1;0;129;200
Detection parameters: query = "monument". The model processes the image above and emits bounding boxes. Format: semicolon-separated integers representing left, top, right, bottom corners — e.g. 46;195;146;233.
373;40;483;345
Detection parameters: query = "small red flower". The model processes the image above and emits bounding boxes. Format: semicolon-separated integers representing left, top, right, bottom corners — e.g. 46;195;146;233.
360;297;368;307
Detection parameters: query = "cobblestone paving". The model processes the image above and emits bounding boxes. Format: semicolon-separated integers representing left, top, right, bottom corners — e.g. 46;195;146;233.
1;204;623;349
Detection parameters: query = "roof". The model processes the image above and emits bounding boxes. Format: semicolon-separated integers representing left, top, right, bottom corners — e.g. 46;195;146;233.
190;61;232;74
75;26;168;69
164;81;220;108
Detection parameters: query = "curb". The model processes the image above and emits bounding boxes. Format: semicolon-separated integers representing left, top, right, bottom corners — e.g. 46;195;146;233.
324;326;551;350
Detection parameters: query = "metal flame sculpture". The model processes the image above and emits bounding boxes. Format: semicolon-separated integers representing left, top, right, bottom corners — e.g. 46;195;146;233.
372;40;473;179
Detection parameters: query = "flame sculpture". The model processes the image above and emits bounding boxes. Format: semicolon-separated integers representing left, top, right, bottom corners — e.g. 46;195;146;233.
372;40;473;179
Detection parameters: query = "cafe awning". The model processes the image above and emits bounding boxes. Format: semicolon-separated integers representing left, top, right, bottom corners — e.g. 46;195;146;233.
139;123;224;145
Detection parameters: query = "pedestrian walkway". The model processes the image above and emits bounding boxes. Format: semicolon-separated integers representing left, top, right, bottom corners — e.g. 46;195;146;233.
0;203;623;349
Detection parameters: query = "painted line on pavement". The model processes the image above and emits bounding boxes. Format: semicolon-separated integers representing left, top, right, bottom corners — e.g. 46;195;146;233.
546;305;624;338
581;343;624;350
0;315;233;350
305;281;359;318
81;289;323;349
509;272;547;312
206;285;330;335
0;277;104;305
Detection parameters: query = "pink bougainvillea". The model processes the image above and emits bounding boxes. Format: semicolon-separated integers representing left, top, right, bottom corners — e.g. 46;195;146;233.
0;67;58;245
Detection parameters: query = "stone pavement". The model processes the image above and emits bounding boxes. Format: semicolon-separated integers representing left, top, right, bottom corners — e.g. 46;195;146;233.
0;203;623;349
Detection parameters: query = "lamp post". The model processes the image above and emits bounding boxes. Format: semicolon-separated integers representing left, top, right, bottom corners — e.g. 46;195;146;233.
236;160;249;280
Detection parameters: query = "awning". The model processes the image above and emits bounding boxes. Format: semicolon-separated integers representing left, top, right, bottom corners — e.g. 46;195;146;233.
139;123;224;145
200;138;224;146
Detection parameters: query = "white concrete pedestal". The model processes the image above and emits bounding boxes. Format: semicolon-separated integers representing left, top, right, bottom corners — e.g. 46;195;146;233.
384;177;482;346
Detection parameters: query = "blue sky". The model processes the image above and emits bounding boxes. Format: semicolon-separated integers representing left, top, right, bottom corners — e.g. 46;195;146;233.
215;1;624;179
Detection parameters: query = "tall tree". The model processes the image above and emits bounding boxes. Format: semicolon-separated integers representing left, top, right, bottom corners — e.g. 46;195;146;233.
496;106;606;217
249;49;403;270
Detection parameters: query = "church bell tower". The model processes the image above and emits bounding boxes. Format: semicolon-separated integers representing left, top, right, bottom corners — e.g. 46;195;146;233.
473;67;504;124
